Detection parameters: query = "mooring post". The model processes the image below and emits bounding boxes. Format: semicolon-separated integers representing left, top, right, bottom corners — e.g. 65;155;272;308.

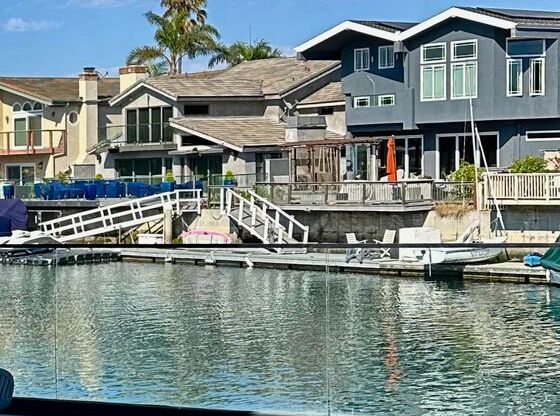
163;203;173;244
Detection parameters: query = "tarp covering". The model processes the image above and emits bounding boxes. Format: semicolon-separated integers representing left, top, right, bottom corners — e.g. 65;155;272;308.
0;199;28;231
540;236;560;273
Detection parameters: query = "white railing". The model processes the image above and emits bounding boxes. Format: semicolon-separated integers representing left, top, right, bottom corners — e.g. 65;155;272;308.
484;173;560;206
221;188;308;244
40;190;201;242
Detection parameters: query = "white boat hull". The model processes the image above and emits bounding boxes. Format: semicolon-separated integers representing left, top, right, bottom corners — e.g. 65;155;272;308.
420;237;507;265
547;269;560;286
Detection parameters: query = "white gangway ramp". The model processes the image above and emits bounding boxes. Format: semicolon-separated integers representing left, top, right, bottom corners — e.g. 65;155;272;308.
40;190;202;242
221;188;309;245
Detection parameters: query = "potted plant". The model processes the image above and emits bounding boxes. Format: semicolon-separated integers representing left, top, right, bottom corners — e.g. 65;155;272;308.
95;174;104;181
223;170;237;187
161;170;175;192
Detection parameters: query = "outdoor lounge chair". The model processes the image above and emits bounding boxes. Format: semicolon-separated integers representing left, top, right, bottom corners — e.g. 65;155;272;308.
0;368;14;412
345;230;396;263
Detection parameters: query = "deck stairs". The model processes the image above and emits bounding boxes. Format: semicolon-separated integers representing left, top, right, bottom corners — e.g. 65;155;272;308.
222;188;309;248
39;190;202;242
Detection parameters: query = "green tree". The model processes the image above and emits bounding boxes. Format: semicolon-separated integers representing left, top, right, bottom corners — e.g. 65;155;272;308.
449;161;481;182
208;39;283;68
160;0;207;26
145;60;170;76
127;11;218;75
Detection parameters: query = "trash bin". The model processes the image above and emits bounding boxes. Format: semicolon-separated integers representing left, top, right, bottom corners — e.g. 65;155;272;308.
3;184;14;200
84;183;97;201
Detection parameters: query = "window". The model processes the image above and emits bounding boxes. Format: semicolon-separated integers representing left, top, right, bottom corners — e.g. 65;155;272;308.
5;164;35;185
68;112;78;125
526;131;560;141
377;95;395;106
353;96;371;108
115;157;173;179
451;62;477;99
421;43;446;63
530;58;545;96
421;65;446;101
318;107;334;116
452;40;477;61
32;102;43;111
184;105;209;115
126;106;173;144
354;48;370;71
507;39;545;57
22;102;32;111
12;103;21;112
378;45;394;69
507;59;522;97
437;134;499;179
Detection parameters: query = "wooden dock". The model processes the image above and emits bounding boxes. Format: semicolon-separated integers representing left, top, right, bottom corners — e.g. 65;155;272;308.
120;248;547;285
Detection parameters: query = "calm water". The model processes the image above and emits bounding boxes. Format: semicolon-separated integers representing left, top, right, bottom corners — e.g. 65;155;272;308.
1;262;560;415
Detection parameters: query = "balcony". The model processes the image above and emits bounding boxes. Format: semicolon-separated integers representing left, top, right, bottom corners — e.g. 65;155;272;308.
485;173;560;206
91;123;177;154
0;130;66;156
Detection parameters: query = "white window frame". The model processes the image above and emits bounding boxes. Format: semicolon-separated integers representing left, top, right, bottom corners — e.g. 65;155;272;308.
451;39;478;61
525;130;560;141
506;59;523;97
451;62;478;100
421;42;446;64
377;94;395;106
506;38;546;58
354;48;370;72
529;57;545;96
420;64;446;102
378;45;394;69
435;132;500;180
12;102;44;149
370;135;424;180
353;96;371;108
5;163;36;185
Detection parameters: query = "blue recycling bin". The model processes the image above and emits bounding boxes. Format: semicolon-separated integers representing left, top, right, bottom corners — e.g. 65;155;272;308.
34;183;48;200
95;181;106;198
3;184;14;200
84;184;97;201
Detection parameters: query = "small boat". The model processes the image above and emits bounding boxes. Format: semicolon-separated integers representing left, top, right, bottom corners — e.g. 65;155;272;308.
0;230;62;258
540;237;560;285
180;230;233;245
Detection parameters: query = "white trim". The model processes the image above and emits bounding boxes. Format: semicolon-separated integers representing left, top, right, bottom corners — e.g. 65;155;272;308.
506;38;546;58
450;62;478;100
109;82;177;107
12;102;22;112
68;111;79;125
529;57;545;96
420;64;446;102
297;100;346;109
169;121;244;152
525;130;560;142
0;84;52;106
354;48;370;72
400;7;516;41
5;163;36;185
295;20;400;53
353;96;371;108
377;94;395;106
506;58;523;97
378;45;395;69
421;42;446;64
451;39;478;61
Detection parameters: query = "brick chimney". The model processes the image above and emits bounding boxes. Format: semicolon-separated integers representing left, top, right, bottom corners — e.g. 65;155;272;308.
119;65;149;92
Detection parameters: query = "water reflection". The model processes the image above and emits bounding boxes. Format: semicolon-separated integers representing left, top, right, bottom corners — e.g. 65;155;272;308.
1;263;560;414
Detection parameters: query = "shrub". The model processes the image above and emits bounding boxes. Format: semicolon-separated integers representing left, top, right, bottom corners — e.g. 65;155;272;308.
95;174;104;180
165;170;175;182
224;170;235;180
55;171;70;183
448;161;481;183
509;156;548;173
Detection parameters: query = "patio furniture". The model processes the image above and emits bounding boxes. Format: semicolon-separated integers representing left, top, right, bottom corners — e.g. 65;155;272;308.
0;368;14;412
345;233;369;263
345;230;397;263
373;230;397;258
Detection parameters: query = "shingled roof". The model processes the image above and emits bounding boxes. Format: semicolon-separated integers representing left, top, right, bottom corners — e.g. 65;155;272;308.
0;77;120;103
299;82;345;106
460;7;560;26
349;20;417;32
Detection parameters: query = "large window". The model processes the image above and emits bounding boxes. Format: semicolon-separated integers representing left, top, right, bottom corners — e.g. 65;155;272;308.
126;106;173;144
115;157;173;179
437;134;498;179
378;45;394;69
421;65;446;101
5;164;35;185
507;39;545;57
354;48;370;71
530;58;545;96
507;59;523;97
451;62;477;99
12;101;43;148
376;137;423;179
421;43;446;63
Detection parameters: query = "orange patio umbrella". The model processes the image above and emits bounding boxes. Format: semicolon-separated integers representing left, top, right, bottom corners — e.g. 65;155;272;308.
386;136;397;183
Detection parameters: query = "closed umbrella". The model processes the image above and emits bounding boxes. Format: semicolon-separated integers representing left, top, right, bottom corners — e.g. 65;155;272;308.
386;137;397;183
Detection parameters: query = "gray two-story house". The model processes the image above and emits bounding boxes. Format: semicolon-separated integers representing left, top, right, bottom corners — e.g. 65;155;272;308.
296;7;560;180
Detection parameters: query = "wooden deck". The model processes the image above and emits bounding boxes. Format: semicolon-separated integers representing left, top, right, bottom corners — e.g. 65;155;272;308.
120;248;548;285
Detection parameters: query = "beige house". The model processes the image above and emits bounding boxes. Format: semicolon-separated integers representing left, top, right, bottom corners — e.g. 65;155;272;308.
0;68;120;184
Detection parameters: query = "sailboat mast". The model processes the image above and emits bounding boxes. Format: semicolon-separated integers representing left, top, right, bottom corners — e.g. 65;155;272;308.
469;97;478;209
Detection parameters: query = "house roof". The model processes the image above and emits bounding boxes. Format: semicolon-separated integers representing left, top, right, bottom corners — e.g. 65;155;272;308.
298;82;345;107
460;7;560;27
0;77;120;104
170;116;288;151
350;20;417;32
144;77;263;98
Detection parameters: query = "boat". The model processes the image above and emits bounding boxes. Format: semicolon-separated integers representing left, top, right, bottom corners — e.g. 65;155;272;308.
540;237;560;285
180;230;233;245
0;230;62;258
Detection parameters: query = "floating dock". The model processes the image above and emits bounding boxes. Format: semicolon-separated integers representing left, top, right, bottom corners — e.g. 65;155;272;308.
1;249;121;266
120;248;547;285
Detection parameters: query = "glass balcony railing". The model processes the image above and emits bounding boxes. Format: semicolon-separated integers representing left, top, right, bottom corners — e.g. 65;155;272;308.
98;123;173;146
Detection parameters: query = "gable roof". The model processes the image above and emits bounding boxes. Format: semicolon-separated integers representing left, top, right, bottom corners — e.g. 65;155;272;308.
298;82;345;107
0;77;120;104
110;58;340;106
460;7;560;27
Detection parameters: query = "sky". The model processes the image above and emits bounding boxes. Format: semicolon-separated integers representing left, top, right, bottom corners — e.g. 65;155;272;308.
1;0;560;77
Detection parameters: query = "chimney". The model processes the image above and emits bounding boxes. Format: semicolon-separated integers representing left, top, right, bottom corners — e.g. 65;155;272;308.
76;67;99;166
119;65;149;92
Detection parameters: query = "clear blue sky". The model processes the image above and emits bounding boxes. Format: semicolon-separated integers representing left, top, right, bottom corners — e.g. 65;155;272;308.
1;0;560;76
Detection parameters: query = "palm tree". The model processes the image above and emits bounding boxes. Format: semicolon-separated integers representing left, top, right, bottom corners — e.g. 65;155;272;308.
145;60;170;76
208;39;283;68
160;0;207;26
127;11;218;74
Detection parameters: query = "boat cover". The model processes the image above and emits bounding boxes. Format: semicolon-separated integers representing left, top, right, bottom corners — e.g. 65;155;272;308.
540;236;560;272
0;199;28;231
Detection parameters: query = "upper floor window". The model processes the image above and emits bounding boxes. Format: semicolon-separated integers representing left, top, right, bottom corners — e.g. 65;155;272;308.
12;103;22;112
352;95;396;108
378;94;395;106
451;40;477;61
507;59;523;97
530;58;545;96
378;46;394;69
354;48;370;72
451;62;477;99
184;105;209;115
421;43;446;64
22;102;33;112
421;65;446;101
507;39;545;57
353;96;371;108
32;102;43;111
126;106;173;144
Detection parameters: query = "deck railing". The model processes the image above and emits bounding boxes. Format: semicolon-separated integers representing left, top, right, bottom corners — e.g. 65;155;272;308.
0;130;66;155
484;173;560;205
